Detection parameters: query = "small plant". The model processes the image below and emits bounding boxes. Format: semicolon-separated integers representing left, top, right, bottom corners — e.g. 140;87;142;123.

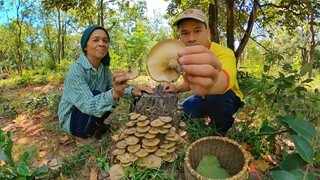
59;145;98;176
269;115;317;179
240;62;320;178
185;117;217;142
0;103;18;119
0;130;48;179
96;156;110;172
124;162;173;180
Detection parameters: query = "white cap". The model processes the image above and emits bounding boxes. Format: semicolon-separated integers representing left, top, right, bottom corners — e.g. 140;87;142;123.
174;8;208;27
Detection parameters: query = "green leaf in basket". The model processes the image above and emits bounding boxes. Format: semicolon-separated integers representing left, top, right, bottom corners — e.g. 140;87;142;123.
213;167;230;179
196;155;230;179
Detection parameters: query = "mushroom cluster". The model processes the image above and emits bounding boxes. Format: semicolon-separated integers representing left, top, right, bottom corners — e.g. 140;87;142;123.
112;112;187;169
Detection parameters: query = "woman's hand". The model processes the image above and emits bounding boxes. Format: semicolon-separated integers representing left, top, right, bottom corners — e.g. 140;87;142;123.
112;70;129;99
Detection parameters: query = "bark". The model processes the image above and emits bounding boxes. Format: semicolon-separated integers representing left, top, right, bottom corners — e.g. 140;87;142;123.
209;1;219;43
57;7;61;64
226;0;235;51
100;0;104;27
130;85;182;128
235;0;259;63
16;0;23;75
61;23;66;60
44;25;56;62
300;47;308;66
308;13;315;77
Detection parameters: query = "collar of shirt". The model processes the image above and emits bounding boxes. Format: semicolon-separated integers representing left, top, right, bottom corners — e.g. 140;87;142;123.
79;54;102;70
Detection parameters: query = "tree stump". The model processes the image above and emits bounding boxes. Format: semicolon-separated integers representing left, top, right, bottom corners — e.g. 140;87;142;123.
112;84;187;168
131;84;182;128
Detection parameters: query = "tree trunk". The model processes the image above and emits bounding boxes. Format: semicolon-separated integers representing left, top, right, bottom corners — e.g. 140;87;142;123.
61;22;66;60
130;85;182;128
300;47;308;66
16;0;23;75
44;25;56;62
308;13;315;77
235;0;259;64
57;7;61;64
226;0;234;51
209;1;219;43
100;0;104;27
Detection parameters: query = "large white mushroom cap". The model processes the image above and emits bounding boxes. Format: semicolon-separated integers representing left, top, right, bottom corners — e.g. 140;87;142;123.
147;39;185;82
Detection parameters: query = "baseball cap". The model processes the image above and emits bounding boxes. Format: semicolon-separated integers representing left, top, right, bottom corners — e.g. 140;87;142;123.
173;8;208;27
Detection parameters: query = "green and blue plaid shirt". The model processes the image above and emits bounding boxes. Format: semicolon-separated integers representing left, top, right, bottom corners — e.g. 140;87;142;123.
58;54;133;134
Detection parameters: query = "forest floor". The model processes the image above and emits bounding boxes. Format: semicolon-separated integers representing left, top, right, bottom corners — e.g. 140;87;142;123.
1;82;187;179
0;84;84;178
1;82;319;179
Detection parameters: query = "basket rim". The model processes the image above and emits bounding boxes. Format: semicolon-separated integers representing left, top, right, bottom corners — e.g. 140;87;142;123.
184;136;249;180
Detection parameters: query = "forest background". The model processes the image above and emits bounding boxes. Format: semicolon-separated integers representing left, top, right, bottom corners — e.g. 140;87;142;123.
0;0;319;179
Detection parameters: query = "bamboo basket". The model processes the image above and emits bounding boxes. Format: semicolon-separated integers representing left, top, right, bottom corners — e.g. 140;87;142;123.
184;136;249;180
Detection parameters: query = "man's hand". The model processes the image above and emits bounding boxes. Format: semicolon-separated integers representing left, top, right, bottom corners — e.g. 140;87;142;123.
132;87;153;96
163;83;178;93
178;45;221;96
112;70;129;99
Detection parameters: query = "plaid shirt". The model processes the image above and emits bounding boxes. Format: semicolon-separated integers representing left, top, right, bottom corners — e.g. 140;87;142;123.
58;54;133;134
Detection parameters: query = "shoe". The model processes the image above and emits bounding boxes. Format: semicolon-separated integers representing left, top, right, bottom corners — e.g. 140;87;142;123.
93;125;109;140
204;117;211;126
75;136;94;146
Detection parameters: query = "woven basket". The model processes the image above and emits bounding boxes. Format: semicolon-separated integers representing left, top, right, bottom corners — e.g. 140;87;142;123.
184;136;249;180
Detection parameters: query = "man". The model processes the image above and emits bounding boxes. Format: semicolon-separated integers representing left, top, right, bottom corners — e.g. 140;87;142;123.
164;8;243;135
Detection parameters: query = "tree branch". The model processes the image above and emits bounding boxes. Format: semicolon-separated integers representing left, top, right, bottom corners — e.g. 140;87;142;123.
235;0;258;60
257;128;290;136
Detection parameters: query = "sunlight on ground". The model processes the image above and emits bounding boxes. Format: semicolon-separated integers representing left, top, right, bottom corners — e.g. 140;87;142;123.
130;75;184;89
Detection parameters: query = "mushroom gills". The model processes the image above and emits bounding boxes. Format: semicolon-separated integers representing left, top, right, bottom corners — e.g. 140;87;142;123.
167;58;184;75
146;39;185;82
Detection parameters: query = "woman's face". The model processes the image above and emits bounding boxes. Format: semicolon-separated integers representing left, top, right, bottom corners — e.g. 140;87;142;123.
85;29;109;62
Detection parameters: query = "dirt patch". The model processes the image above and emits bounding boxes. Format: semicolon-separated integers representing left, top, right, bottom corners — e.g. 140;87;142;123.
2;83;63;97
1;83;76;171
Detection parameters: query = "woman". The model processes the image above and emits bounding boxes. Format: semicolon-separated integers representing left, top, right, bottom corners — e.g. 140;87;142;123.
58;25;152;145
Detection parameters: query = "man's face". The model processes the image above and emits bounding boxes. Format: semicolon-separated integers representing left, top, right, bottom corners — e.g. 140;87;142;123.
178;19;210;47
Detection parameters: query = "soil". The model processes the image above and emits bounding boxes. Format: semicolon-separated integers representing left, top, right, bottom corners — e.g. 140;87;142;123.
1;84;80;178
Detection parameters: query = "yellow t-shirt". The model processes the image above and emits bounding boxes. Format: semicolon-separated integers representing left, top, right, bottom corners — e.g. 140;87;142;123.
209;42;243;100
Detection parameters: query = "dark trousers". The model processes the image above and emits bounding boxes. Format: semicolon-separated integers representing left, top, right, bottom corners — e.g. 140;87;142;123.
70;90;111;138
180;90;242;133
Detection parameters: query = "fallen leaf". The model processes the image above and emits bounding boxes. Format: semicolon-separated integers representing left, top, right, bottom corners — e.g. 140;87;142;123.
60;135;70;143
240;142;248;150
262;154;277;165
111;134;120;142
89;168;98;180
275;144;282;155
48;158;62;170
251;159;269;172
109;164;125;180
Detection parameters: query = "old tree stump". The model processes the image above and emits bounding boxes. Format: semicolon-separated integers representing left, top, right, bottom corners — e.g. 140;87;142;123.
130;84;182;128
